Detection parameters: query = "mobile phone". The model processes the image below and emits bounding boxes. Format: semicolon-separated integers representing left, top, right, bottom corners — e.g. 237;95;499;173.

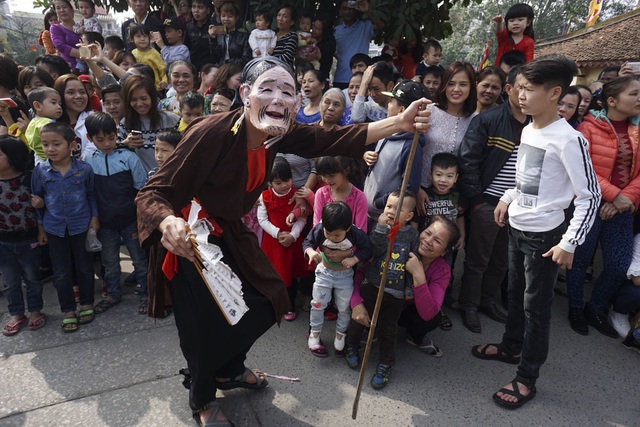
130;130;142;136
627;62;640;75
348;0;359;8
0;98;18;108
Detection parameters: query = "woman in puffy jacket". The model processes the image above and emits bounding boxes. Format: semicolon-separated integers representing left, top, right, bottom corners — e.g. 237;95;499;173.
566;76;640;338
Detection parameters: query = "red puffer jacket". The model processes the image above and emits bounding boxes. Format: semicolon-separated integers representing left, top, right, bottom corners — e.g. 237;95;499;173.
578;110;640;209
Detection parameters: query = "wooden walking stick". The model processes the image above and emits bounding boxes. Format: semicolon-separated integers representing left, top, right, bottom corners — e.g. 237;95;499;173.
352;119;424;419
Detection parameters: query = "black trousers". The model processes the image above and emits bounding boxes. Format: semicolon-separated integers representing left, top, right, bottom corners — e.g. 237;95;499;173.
169;241;275;411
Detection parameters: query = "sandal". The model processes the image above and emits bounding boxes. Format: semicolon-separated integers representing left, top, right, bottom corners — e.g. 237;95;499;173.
406;335;443;358
61;317;78;333
3;316;27;336
94;298;121;314
28;313;47;331
193;401;235;427
439;312;453;331
214;368;269;391
492;380;536;409
78;309;95;325
471;343;520;364
138;298;149;315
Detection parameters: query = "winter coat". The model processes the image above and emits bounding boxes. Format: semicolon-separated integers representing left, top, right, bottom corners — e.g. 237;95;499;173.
578;109;640;208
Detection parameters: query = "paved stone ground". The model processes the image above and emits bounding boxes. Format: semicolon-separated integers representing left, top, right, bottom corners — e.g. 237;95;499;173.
0;250;638;426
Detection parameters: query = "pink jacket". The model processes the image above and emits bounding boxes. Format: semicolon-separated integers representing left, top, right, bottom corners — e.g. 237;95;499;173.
313;184;369;233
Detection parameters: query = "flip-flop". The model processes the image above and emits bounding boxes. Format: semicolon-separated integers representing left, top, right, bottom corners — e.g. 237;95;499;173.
61;317;78;333
439;313;453;331
78;309;95;325
94;298;121;314
3;317;27;336
471;343;520;364
492;380;536;409
28;313;47;331
407;336;443;358
214;368;269;391
309;343;329;358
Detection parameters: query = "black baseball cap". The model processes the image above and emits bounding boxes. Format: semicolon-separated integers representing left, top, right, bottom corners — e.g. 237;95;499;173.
163;17;185;31
381;80;428;105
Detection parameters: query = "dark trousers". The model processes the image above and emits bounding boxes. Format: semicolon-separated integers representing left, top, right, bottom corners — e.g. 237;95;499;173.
566;211;633;313
346;282;404;366
501;223;565;387
169;242;275;411
612;283;640;314
459;203;509;308
397;304;442;343
47;230;95;313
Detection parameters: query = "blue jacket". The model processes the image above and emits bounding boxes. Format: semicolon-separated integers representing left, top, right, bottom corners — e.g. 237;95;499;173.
364;132;424;220
85;148;146;229
31;158;98;237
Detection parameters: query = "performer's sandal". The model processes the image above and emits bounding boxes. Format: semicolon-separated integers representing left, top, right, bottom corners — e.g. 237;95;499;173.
214;368;268;391
193;401;235;427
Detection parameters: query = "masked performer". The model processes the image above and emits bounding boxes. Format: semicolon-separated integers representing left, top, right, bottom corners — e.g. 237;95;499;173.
136;57;431;426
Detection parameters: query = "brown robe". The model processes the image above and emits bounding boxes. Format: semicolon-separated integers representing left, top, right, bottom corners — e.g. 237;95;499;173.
136;109;369;321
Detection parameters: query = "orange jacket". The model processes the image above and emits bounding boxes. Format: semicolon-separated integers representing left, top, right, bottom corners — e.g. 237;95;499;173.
578;110;640;208
38;30;57;56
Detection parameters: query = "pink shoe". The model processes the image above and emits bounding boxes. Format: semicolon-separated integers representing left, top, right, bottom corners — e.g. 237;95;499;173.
283;311;297;321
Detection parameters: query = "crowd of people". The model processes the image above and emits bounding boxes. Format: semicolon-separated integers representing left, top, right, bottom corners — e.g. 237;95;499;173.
1;0;639;424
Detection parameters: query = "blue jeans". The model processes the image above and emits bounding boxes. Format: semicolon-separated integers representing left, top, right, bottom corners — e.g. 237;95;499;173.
566;211;634;313
0;238;44;315
47;230;95;313
99;222;148;300
310;263;354;334
501;223;565;387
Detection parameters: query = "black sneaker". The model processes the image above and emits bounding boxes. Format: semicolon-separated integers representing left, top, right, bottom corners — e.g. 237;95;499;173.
568;307;588;336
346;347;360;370
584;305;618;338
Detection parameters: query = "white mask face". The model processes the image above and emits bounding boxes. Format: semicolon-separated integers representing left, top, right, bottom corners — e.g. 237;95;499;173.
241;67;299;136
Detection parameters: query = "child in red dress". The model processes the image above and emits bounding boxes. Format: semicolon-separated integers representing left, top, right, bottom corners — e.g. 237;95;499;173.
258;157;312;320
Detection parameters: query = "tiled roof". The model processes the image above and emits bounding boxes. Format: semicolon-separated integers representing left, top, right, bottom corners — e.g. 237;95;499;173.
535;8;640;67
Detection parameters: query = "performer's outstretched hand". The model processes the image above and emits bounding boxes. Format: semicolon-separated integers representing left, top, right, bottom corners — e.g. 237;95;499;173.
396;98;432;134
159;215;196;262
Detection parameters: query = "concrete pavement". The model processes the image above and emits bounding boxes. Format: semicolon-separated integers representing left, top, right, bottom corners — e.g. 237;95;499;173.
1;251;638;426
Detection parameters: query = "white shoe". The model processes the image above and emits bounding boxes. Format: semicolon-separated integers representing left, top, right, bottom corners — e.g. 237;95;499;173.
334;333;345;351
608;311;631;338
308;332;320;349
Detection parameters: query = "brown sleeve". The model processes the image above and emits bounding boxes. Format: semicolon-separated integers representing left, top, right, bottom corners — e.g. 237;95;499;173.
278;122;369;160
135;116;227;245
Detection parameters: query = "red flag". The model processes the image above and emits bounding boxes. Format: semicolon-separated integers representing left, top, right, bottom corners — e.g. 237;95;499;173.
477;40;490;72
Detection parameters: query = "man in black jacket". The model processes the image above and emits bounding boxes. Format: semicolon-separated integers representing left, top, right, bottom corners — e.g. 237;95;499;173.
457;67;530;333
